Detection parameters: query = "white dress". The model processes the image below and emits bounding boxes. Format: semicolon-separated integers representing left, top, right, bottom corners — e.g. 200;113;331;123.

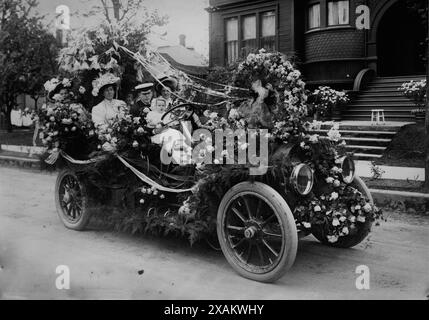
92;99;127;126
10;110;22;127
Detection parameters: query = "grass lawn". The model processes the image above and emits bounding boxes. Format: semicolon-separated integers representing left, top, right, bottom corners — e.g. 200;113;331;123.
0;128;42;146
375;123;425;168
362;177;427;193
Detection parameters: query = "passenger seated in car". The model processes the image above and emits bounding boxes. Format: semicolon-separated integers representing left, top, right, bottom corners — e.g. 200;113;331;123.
146;99;191;165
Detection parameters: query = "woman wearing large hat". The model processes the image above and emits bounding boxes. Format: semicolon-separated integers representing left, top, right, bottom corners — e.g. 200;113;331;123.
44;78;73;102
91;73;127;126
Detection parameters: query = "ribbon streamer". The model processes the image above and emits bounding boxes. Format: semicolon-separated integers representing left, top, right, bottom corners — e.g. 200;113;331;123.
116;154;195;193
48;150;195;194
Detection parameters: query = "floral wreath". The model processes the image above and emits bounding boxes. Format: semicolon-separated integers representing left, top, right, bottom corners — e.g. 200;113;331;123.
91;73;121;97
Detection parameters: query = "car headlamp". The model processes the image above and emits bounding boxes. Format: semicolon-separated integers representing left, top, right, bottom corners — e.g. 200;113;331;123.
290;164;314;196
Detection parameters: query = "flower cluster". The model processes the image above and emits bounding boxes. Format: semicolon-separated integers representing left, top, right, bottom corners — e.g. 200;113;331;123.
95;111;153;154
326;123;343;143
309;86;349;117
139;186;166;205
398;80;427;109
38;101;94;152
44;78;72;93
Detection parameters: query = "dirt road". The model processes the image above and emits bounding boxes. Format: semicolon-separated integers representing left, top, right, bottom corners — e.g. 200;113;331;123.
0;167;428;300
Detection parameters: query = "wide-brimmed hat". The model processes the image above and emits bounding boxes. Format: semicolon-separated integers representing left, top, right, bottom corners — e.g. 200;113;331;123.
135;83;154;93
92;73;121;97
44;78;73;100
155;75;178;94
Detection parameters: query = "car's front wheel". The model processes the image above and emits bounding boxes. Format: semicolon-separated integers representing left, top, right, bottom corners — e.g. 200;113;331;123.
217;181;298;283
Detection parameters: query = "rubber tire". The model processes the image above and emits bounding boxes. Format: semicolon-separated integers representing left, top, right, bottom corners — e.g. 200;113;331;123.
311;176;373;248
217;181;298;283
55;169;91;231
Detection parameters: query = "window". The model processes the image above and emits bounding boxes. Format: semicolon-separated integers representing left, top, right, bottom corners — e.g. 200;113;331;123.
308;4;321;29
328;0;349;26
225;17;239;64
224;9;277;64
241;15;257;56
261;11;276;51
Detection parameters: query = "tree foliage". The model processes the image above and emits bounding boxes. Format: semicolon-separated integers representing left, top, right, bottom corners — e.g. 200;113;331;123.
0;0;59;130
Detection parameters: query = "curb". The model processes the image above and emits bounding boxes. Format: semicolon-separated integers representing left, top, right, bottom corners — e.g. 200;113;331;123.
0;154;41;169
0;144;45;155
370;188;429;208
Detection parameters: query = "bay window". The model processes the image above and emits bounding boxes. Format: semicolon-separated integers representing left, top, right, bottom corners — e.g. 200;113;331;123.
224;8;277;64
328;0;349;26
225;17;239;64
308;4;321;29
261;11;276;52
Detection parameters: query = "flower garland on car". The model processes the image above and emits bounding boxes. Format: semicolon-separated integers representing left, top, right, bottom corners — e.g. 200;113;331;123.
38;78;96;154
233;49;308;124
294;139;382;243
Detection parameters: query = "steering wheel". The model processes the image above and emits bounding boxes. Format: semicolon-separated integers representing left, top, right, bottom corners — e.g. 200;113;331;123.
161;103;195;124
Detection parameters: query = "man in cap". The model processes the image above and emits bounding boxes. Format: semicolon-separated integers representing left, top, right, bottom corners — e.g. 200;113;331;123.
130;83;154;117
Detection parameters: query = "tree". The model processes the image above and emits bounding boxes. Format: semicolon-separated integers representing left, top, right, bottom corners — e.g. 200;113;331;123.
0;0;59;131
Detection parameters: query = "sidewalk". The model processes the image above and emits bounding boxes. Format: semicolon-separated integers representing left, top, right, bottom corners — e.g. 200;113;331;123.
355;161;425;182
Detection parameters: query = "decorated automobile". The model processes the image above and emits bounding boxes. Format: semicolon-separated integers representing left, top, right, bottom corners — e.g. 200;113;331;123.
38;49;382;283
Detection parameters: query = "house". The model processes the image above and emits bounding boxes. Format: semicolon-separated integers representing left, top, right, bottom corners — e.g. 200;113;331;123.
207;0;427;160
157;35;209;77
207;0;427;88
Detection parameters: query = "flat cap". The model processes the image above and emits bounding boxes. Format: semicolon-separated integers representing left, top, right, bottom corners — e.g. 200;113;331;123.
135;83;154;92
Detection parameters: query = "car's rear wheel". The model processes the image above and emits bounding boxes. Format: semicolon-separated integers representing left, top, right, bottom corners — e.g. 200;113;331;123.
55;169;91;231
217;182;298;283
311;176;373;248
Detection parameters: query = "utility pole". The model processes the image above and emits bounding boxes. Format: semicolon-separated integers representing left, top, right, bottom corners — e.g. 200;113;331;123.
426;0;429;188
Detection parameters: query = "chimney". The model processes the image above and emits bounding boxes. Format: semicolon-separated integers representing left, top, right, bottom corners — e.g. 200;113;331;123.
179;34;186;47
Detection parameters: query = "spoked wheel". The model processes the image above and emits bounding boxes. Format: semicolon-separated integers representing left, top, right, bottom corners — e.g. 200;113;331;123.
217;182;298;283
55;169;91;231
312;176;374;248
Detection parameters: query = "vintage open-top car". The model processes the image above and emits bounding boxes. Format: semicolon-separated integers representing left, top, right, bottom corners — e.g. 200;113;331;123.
52;102;376;283
41;49;380;283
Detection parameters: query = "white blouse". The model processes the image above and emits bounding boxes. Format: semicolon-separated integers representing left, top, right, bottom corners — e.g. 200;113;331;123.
92;99;127;126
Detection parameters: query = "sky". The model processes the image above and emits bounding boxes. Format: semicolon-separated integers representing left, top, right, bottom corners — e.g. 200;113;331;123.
35;0;210;56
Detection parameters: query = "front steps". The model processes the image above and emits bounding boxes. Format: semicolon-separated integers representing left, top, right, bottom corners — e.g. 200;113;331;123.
342;75;426;122
311;123;407;161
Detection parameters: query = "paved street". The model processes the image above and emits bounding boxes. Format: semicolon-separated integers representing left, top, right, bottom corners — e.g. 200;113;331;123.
0;167;428;300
